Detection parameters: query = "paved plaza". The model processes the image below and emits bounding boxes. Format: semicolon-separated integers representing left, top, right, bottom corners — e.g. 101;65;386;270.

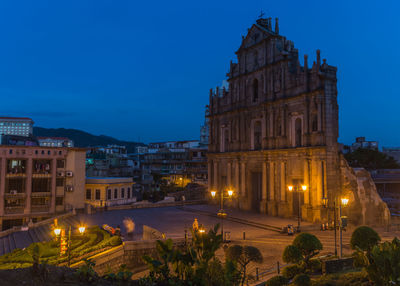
81;204;400;267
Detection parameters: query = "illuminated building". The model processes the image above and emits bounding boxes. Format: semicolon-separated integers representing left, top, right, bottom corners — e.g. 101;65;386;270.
0;146;86;230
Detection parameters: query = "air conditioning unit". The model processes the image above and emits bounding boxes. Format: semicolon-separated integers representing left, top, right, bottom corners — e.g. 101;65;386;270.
57;171;65;177
66;171;73;177
65;185;74;192
9;190;17;195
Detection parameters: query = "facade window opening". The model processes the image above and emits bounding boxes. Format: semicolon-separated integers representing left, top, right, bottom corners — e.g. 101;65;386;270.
224;129;229;152
114;189;118;199
95;189;100;200
86;189;91;200
107;189;111;200
121;188;125;198
252;79;259;102
295;118;302;147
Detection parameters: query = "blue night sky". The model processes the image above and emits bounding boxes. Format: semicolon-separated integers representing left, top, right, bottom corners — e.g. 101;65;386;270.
0;1;399;146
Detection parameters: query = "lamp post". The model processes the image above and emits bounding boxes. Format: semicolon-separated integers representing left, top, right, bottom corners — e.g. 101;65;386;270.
322;197;337;256
210;188;233;241
339;198;349;258
287;184;307;232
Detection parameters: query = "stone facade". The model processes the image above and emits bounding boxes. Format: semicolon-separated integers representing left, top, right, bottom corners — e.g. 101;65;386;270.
207;17;341;223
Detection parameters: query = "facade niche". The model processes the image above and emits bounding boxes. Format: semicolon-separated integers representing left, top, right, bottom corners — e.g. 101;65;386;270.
252;79;259;102
295;118;302;147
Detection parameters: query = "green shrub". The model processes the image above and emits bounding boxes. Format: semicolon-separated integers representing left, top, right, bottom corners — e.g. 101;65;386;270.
350;226;380;252
282;245;302;264
282;264;303;279
109;236;122;246
265;275;288;286
308;258;322;273
293;274;310;286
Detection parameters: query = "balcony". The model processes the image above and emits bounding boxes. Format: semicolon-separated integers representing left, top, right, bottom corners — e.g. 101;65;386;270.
31;192;51;197
4;206;25;215
31;205;50;213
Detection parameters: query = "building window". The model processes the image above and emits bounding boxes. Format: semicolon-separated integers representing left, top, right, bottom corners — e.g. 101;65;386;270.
57;160;65;168
107;189;111;200
127;188;131;198
56;178;64;187
114;189;118;199
86;189;91;200
95;189;100;200
56;197;63;206
121;188;125;198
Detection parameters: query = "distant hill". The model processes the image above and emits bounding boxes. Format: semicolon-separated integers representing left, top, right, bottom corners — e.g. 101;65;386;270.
33;127;145;153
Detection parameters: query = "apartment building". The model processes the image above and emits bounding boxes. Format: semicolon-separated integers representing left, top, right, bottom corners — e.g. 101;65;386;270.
0;117;34;137
85;177;136;207
0;146;86;230
37;137;74;148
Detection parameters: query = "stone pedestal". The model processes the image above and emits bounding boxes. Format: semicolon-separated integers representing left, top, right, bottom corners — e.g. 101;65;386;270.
267;201;278;216
302;205;323;223
259;200;268;214
277;201;291;218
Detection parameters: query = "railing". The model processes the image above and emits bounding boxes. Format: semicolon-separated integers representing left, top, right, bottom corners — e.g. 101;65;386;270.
31;205;50;213
4;206;25;215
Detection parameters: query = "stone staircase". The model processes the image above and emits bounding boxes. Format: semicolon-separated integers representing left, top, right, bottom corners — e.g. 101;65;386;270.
0;215;81;256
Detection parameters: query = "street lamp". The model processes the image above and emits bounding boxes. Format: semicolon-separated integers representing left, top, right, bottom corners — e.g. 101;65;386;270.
339;197;349;258
210;188;234;241
79;226;86;235
287;183;307;232
54;228;61;238
322;196;337;256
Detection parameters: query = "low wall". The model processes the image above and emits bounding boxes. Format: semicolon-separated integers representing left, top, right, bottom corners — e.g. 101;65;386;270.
0;211;74;238
96;200;206;212
142;225;164;240
72;238;186;276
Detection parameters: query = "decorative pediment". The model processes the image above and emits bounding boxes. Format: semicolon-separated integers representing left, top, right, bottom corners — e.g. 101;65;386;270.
237;25;272;52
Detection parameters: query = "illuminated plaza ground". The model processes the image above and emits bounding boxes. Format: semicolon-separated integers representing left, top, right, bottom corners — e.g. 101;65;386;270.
81;204;400;271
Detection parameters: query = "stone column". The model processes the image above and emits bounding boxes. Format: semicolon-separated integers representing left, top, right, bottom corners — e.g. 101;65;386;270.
234;160;240;193
208;161;212;191
262;161;267;201
280;161;286;201
269;162;275;200
227;162;232;187
50;159;57;213
240;161;246;196
24;158;33;215
303;159;310;204
213;161;218;190
0;158;6;216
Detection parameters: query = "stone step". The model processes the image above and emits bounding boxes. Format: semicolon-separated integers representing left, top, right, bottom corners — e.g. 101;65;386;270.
8;233;16;253
3;235;10;254
13;231;32;250
0;237;5;256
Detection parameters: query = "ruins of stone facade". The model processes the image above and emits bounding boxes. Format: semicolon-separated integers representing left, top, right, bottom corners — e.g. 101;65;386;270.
207;17;390;225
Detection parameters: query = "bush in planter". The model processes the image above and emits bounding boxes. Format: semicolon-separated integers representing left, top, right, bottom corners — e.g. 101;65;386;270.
293;274;311;286
350;226;381;252
265;275;288;286
308;258;322;274
282;264;303;280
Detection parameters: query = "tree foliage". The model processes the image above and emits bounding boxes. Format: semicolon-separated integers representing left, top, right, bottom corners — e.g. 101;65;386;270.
225;245;263;286
344;148;400;170
353;237;400;285
350;226;381;252
141;224;242;286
